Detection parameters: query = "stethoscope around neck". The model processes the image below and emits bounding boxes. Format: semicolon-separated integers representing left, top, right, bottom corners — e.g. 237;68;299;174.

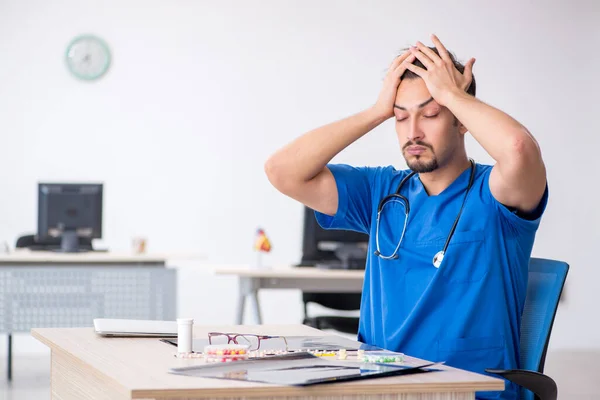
374;159;476;268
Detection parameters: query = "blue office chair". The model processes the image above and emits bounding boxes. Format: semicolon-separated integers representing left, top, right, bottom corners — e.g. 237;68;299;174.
486;257;569;400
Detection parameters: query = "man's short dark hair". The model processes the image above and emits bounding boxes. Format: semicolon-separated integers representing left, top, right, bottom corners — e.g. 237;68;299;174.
400;46;476;97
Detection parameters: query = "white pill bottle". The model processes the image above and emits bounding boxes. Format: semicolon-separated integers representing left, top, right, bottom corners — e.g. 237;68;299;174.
177;318;194;354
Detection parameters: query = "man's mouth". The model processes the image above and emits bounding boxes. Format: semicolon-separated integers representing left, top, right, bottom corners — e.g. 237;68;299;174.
405;145;427;155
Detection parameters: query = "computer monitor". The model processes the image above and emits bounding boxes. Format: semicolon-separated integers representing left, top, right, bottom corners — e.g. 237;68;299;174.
37;183;103;252
301;206;369;269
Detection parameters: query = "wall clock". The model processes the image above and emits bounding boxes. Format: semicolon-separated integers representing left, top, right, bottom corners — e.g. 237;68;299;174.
65;34;111;81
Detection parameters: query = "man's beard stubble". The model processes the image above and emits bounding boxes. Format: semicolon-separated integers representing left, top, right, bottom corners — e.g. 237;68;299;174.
403;140;439;173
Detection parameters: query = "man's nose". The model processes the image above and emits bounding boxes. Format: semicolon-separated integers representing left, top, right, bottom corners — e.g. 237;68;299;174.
407;119;424;142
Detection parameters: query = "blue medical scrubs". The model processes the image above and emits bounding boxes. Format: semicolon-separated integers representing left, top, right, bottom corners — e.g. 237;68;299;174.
315;162;548;400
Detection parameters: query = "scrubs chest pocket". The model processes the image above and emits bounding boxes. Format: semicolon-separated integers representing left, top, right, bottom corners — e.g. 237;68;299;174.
440;230;487;283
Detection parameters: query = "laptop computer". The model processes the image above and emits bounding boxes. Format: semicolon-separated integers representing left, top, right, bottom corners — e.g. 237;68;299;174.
93;318;178;337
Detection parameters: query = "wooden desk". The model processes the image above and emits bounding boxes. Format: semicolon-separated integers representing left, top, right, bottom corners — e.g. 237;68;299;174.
215;266;364;324
32;324;504;399
0;249;179;381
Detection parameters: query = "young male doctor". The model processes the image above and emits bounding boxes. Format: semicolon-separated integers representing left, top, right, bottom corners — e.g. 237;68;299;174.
265;34;547;400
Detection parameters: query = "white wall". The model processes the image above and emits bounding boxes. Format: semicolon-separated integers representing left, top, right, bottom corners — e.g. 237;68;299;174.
0;0;599;356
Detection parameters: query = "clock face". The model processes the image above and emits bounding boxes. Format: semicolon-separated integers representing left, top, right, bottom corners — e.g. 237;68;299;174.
65;35;111;81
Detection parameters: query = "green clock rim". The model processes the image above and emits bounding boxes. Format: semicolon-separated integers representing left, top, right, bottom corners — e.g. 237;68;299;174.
65;34;111;81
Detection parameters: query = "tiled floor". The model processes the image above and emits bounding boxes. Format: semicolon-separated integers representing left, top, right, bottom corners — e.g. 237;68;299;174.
0;350;598;399
0;354;50;400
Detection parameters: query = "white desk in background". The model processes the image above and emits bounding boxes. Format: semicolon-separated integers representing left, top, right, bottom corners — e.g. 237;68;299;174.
215;266;364;325
0;249;201;381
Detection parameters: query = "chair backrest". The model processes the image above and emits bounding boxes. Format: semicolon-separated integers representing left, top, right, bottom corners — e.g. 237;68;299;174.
302;292;362;311
519;257;569;400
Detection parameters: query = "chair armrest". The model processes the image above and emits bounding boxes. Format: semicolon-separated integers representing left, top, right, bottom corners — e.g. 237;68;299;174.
485;368;557;400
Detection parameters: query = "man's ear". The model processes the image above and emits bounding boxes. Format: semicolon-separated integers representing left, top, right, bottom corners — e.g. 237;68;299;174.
456;118;468;135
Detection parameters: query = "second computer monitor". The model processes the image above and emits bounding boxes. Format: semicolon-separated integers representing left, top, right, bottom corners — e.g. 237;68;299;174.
301;206;369;267
37;183;103;252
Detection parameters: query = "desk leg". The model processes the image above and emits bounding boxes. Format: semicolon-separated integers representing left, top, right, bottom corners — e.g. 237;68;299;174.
7;334;12;381
237;278;263;325
235;282;246;325
250;288;263;325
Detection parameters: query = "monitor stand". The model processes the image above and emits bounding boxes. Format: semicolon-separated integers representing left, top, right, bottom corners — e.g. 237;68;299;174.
58;231;85;253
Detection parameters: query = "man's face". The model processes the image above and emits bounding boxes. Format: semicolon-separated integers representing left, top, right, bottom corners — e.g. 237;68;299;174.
394;78;463;173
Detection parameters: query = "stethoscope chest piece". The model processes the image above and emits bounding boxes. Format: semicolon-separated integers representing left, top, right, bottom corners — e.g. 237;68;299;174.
432;251;445;268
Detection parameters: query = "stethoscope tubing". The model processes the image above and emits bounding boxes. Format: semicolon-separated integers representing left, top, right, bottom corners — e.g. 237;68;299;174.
374;159;476;266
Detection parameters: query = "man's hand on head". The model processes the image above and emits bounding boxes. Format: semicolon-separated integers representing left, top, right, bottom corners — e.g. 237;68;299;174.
403;34;475;107
371;50;416;120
